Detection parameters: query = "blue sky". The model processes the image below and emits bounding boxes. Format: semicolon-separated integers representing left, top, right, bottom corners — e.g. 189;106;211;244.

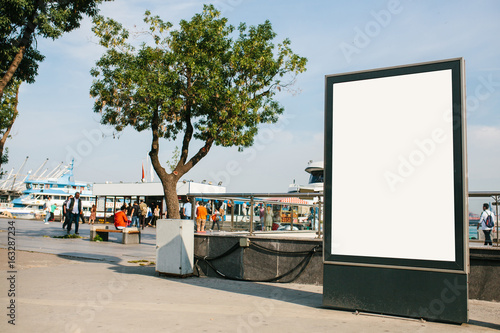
3;0;500;197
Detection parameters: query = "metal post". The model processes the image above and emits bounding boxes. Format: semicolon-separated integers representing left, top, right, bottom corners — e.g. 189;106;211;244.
103;196;107;222
230;199;234;231
112;196;117;218
190;196;195;222
318;197;323;238
495;195;499;247
290;205;294;230
249;196;254;236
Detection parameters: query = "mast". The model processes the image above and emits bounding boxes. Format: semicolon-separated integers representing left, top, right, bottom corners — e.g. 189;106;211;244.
36;168;49;180
13;171;31;192
0;168;14;189
46;161;64;179
53;165;69;179
10;156;29;190
31;158;49;179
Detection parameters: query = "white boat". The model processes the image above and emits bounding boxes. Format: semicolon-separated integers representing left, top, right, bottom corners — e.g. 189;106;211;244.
288;161;324;193
3;161;94;219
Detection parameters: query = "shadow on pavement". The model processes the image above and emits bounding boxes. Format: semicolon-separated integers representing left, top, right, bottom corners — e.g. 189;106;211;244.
160;275;323;308
468;320;500;330
56;252;158;277
55;251;322;309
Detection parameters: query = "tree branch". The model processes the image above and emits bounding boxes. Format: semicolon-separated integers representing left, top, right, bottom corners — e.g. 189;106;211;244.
178;109;193;167
177;66;193;168
149;106;168;180
178;136;214;176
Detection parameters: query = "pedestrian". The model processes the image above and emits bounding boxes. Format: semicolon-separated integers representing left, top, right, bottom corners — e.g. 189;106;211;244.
131;201;140;228
206;200;212;224
67;192;83;235
150;205;160;227
89;204;97;224
259;204;265;230
478;203;495;246
139;200;148;229
49;202;57;221
126;202;133;220
179;204;186;219
211;209;221;231
146;204;153;226
62;195;73;229
114;205;128;230
219;203;225;222
196;201;208;233
242;202;248;221
43;196;52;224
265;205;273;231
184;198;192;220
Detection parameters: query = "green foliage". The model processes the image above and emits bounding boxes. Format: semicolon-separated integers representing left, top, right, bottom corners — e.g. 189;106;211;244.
166;147;180;172
0;80;19;176
93;234;104;242
90;4;307;150
0;147;7;177
0;0;110;85
53;234;83;239
0;80;19;133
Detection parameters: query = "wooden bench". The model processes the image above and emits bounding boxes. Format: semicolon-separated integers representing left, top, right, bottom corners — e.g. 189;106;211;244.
90;226;141;244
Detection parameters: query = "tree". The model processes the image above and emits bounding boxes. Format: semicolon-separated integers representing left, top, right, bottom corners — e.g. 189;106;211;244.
0;0;110;174
0;0;111;99
90;4;307;218
0;80;20;176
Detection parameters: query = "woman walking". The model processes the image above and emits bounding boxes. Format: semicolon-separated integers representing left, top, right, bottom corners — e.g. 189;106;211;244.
89;204;97;225
150;205;160;227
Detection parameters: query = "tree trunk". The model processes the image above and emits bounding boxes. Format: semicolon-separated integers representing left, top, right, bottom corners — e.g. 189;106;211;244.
162;174;180;219
0;9;38;99
149;107;182;219
0;46;25;99
149;106;214;219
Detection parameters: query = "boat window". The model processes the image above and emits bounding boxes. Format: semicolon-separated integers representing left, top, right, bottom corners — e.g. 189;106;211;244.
309;171;324;184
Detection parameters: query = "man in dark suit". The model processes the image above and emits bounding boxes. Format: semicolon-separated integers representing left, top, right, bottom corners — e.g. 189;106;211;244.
67;192;83;235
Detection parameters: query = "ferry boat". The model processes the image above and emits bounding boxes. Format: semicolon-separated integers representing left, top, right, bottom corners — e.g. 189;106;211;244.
2;161;94;219
288;160;324;193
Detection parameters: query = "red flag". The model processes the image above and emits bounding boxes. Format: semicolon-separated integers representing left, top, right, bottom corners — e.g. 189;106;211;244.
142;163;145;181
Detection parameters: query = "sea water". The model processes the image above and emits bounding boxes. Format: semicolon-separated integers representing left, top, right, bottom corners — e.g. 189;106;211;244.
469;225;478;239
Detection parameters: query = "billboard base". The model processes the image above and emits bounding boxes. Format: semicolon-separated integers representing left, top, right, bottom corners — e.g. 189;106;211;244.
323;263;468;324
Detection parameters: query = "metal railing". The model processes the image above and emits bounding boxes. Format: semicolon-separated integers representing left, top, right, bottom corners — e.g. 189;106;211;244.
186;192;324;238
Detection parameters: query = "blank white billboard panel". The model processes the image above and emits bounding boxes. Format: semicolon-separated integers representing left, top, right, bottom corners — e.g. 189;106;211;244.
331;69;455;261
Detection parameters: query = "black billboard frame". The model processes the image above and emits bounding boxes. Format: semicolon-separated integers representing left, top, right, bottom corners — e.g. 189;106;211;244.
323;58;468;323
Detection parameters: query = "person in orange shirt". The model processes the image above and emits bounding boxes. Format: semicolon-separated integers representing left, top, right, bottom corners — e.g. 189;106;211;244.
196;201;208;232
114;205;129;230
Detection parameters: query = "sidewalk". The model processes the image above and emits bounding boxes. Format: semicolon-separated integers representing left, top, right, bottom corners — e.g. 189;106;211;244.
1;219;500;332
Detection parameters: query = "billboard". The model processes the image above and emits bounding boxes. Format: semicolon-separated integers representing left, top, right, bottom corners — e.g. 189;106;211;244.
323;59;468;323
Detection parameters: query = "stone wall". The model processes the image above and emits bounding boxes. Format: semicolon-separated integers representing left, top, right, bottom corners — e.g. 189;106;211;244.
470;248;500;302
194;234;323;285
